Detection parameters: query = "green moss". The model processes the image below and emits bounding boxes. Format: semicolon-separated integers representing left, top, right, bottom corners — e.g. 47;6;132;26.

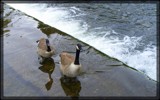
3;30;10;33
3;19;11;28
37;21;66;36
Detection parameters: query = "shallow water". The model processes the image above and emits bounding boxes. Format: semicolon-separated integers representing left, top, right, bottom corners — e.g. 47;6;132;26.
3;4;156;97
6;3;157;81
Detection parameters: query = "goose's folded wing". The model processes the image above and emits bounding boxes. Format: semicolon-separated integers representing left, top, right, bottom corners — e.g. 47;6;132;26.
38;38;47;50
60;52;75;66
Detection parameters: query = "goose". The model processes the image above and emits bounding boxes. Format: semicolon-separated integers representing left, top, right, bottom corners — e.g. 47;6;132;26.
36;38;55;63
59;44;82;78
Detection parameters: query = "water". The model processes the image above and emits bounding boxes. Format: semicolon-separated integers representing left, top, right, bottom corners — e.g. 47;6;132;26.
6;3;157;81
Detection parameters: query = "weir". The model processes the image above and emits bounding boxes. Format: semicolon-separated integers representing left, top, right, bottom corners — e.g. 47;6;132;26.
2;4;157;97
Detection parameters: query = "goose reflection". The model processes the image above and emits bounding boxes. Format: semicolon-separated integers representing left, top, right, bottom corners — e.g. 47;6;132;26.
39;57;55;91
60;77;81;97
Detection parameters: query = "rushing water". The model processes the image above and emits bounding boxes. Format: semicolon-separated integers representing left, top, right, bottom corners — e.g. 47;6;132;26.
6;3;157;81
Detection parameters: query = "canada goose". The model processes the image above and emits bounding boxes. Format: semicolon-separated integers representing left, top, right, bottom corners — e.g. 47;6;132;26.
59;44;82;78
36;38;55;63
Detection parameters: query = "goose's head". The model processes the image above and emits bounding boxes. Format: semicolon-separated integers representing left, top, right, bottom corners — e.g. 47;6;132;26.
76;44;82;51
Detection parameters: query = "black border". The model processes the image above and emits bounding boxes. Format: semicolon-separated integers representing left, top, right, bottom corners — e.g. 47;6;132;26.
1;0;160;100
1;1;4;100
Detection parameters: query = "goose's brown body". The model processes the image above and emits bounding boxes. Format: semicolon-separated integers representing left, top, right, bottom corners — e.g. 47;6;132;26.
37;38;55;58
60;52;82;78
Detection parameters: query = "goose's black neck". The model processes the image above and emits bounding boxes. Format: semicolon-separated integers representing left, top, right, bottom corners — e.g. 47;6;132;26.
74;49;80;65
46;39;51;52
47;45;51;52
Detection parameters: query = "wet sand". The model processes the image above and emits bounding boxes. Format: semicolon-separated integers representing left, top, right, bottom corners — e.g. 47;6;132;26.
3;4;156;97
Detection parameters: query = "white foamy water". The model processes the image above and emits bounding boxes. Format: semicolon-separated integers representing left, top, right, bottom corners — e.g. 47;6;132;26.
6;3;157;81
